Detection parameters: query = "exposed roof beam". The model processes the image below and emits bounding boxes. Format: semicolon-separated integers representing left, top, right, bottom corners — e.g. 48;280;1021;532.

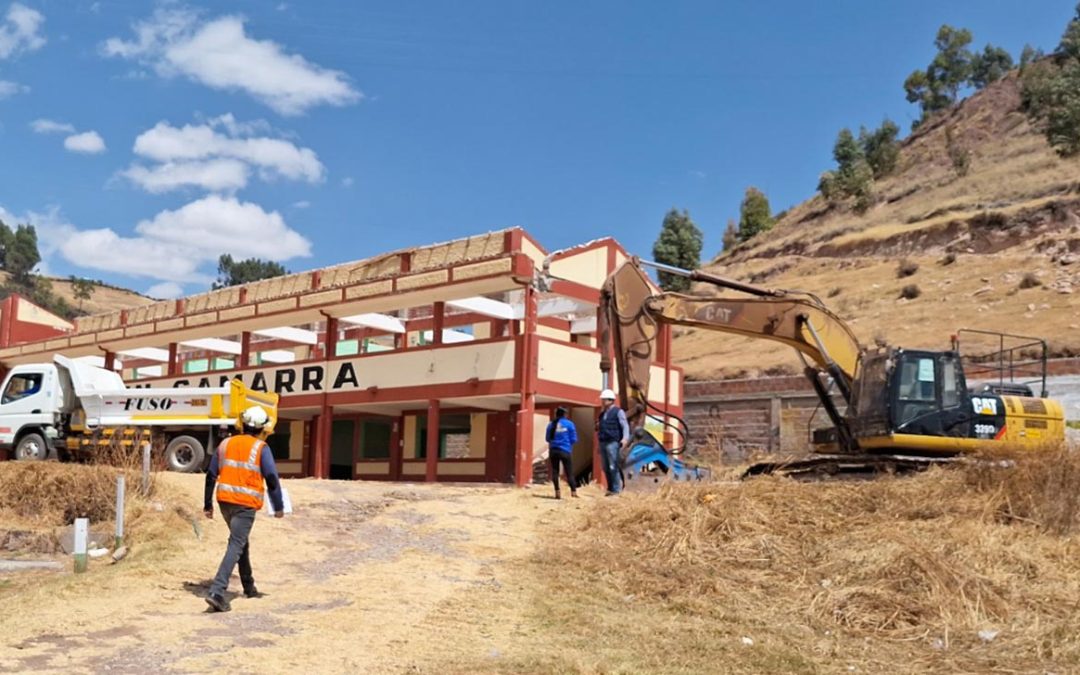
422;329;475;344
117;347;171;362
253;326;318;345
339;313;405;334
180;338;243;355
258;350;297;364
447;296;516;320
570;317;597;334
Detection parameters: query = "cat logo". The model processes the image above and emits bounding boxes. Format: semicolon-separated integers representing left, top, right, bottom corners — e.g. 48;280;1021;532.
970;396;998;416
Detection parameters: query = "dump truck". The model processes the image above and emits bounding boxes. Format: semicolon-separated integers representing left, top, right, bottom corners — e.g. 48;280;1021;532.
598;258;1065;485
0;355;279;472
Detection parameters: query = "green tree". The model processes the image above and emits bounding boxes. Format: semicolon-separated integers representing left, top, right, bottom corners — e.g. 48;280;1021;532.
858;119;901;179
213;254;288;289
69;276;95;311
1019;44;1044;70
970;44;1014;88
1021;4;1080;157
930;25;975;100
2;225;41;284
821;128;875;211
738;188;773;242
721;219;739;252
651;208;703;291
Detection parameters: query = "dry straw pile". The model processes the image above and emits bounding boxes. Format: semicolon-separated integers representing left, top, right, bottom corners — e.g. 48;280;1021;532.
545;446;1080;672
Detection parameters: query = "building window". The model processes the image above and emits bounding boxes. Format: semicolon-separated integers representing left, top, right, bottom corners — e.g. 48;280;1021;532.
361;420;392;459
416;413;471;459
264;428;292;461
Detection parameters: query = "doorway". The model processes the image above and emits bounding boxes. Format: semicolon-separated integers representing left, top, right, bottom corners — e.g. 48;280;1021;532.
329;419;355;479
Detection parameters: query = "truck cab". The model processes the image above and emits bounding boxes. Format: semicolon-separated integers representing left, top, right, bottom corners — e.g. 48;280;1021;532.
0;363;64;460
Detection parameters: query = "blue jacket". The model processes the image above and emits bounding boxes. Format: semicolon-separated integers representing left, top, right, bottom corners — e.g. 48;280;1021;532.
546;418;578;453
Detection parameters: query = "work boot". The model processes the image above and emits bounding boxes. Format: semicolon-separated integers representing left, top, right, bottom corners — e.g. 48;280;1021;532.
554;489;561;500
571;490;579;498
205;592;231;612
243;586;263;599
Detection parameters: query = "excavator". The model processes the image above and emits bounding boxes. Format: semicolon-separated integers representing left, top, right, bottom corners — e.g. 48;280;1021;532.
597;258;1065;486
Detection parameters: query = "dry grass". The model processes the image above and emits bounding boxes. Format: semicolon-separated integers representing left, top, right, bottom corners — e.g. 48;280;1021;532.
501;449;1080;673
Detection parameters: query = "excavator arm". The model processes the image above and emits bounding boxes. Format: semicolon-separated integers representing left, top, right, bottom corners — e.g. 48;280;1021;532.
599;259;865;453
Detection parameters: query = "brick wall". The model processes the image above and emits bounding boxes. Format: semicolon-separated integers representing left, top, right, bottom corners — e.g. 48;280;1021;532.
684;377;836;463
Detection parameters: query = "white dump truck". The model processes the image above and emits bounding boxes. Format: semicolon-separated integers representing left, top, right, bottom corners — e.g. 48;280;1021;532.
0;355;279;472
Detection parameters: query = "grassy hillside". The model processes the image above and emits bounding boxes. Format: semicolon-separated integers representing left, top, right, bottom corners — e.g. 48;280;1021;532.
674;73;1080;380
0;271;153;318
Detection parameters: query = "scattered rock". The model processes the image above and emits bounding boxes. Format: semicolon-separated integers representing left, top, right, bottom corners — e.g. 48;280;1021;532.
1028;304;1037;312
973;286;994;297
111;546;128;563
930;638;946;650
88;548;109;559
978;629;1000;643
740;637;754;646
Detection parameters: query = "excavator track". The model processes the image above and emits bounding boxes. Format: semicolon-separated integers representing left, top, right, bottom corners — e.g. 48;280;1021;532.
742;453;964;481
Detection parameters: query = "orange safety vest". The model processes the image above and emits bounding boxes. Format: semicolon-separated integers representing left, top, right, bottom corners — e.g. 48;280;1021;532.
215;435;266;509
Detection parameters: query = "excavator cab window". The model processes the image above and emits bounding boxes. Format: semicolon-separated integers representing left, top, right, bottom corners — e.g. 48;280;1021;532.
890;351;971;436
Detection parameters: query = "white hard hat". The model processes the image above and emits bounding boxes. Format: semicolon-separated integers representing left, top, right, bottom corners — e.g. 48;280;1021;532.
600;388;616;400
241;406;270;430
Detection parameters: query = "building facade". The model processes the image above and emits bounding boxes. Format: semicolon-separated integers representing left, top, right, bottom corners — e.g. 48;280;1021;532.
0;229;683;486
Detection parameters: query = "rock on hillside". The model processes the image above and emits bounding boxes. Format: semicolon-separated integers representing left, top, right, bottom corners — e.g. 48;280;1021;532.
674;73;1080;381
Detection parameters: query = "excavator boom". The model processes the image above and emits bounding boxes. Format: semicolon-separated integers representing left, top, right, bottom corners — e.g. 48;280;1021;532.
599;259;864;451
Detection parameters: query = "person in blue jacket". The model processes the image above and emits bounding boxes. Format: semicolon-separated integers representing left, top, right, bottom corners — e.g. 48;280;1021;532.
546;406;578;499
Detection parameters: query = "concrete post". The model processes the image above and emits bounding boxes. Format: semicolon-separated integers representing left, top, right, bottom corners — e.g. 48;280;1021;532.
73;518;88;573
425;399;440;482
115;475;125;549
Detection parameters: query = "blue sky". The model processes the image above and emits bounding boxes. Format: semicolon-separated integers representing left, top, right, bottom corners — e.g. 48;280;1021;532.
0;1;1075;299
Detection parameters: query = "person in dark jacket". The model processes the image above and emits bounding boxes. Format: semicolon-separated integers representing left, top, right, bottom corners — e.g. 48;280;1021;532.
596;388;630;495
546;406;578;499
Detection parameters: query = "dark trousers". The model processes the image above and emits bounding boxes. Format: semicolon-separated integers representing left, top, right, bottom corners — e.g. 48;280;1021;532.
550;450;577;492
210;501;257;595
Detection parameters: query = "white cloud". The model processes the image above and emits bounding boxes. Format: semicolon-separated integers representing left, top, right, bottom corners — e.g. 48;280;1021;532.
0;3;45;60
16;196;310;284
63;130;106;154
122;158;249;194
0;78;25;98
292;200;310;209
122;115;323;193
31;118;75;134
147;281;183;299
341;176;354;188
102;8;360;115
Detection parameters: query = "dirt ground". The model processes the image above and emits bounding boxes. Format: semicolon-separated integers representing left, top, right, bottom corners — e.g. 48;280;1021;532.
0;474;579;674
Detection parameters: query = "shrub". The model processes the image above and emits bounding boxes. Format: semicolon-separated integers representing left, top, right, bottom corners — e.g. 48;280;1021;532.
940;252;957;265
900;284;921;299
896;259;920;278
1019;272;1042;289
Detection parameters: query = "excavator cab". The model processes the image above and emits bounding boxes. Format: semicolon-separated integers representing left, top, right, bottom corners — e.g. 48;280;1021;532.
887;350;971;438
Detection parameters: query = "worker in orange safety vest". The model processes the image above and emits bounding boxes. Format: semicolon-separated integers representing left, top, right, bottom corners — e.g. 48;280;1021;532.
203;405;285;612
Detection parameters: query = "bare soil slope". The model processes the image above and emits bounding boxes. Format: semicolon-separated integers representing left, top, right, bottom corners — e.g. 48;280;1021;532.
1;271;153;317
675;73;1080;380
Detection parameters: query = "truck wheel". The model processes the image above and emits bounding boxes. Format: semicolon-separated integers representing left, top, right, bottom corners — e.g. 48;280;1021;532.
14;433;48;461
165;435;206;473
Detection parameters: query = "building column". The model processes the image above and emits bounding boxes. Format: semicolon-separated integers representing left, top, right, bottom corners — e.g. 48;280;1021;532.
432;301;444;345
167;343;180;376
323;317;339;360
514;284;538;486
240;332;252;368
313;404;332;479
103;350;116;372
390;416;403;481
425;399;440;482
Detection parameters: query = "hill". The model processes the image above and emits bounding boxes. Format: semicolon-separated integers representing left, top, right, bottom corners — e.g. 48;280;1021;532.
673;72;1080;381
0;272;153;318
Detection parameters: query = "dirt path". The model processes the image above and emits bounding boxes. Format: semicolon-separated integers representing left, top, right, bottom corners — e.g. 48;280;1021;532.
0;475;582;674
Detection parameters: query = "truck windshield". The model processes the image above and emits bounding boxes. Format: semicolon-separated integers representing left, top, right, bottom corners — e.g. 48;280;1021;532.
2;373;43;404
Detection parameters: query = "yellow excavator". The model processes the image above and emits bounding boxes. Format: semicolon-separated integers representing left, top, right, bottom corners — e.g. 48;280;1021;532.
598;258;1065;484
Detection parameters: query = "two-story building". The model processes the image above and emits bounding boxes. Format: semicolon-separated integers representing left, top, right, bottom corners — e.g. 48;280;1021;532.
0;228;683;486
